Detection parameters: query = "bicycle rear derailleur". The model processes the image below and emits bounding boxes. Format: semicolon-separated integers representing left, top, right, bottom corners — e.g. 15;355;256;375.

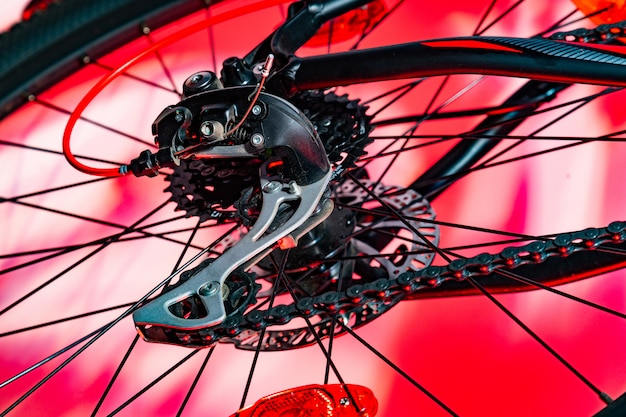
131;75;334;345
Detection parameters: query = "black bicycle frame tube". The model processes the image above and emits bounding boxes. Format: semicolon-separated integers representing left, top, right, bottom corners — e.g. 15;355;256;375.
286;37;626;90
271;36;626;199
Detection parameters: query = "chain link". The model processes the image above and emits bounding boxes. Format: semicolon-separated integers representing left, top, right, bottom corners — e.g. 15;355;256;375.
549;20;626;43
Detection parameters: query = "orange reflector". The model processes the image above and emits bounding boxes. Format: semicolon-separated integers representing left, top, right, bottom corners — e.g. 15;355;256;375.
305;1;388;48
231;384;378;417
571;0;626;24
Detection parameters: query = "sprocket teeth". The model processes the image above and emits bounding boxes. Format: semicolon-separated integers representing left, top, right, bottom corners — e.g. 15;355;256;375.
164;89;371;222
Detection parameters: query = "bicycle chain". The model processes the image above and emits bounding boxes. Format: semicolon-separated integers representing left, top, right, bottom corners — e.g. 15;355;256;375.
168;221;626;350
549;20;626;42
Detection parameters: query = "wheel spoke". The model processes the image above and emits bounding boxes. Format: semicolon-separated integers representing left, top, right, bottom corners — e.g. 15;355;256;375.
475;0;526;36
0;139;124;167
2;178;109;202
3;198;208;251
205;7;218;73
0;208;227;413
493;268;626;320
466;276;613;405
176;346;215;417
0;302;135;338
0;325;108;391
0;201;172;315
474;0;497;36
238;250;287;410
338;322;460;417
33;97;156;148
91;334;140;417
350;0;404;51
0;218;214;277
279;270;362;414
107;350;201;416
92;218;203;415
144;29;183;97
337;200;550;242
91;60;178;94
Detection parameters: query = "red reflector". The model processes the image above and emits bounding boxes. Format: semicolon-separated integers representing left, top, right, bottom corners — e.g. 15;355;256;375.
305;1;388;48
571;0;626;25
231;384;378;417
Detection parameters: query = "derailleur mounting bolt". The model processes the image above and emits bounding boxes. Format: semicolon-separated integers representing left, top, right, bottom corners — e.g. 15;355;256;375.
198;281;219;297
263;181;282;193
200;121;215;137
250;133;265;147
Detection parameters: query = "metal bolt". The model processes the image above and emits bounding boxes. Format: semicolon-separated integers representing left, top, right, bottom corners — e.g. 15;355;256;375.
198;281;219;297
250;133;265;147
287;180;299;194
200;121;215;137
263;181;282;193
339;398;350;406
251;104;262;116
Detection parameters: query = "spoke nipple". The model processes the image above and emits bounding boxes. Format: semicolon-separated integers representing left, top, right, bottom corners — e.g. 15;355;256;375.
600;391;613;405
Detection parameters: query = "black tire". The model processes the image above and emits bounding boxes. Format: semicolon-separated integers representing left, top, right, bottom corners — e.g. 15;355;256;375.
0;0;213;118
